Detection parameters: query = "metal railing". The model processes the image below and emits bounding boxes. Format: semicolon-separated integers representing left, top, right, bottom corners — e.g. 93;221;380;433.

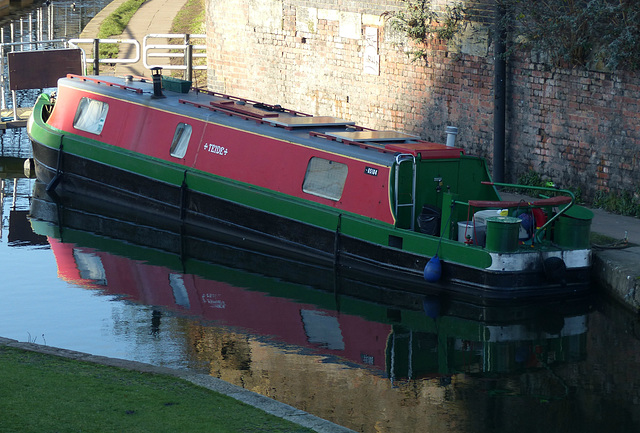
1;34;207;110
143;34;206;82
68;38;141;74
0;33;207;118
67;34;205;80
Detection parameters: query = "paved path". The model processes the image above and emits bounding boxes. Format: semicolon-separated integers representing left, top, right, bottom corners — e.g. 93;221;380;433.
114;0;188;76
80;0;188;77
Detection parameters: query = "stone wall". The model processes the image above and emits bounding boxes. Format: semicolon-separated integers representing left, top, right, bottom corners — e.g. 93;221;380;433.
205;0;640;202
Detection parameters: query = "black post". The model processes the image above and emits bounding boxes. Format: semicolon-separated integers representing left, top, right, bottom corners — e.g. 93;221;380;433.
493;5;507;183
184;34;192;82
186;44;193;83
93;38;100;75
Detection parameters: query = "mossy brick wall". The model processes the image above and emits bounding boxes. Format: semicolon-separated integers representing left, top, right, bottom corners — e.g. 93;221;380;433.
507;59;640;200
205;0;640;202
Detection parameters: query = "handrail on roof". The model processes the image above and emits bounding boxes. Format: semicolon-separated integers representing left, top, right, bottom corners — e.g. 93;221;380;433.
193;88;310;117
308;131;393;154
66;74;144;94
179;98;270;122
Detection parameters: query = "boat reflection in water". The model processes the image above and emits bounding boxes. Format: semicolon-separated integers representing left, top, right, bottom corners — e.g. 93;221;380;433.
29;181;593;432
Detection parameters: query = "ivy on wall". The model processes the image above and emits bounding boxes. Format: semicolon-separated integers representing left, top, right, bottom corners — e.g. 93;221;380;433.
384;0;640;71
382;0;468;63
500;0;640;71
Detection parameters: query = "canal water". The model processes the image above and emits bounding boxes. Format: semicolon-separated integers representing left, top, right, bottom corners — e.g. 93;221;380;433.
2;3;640;433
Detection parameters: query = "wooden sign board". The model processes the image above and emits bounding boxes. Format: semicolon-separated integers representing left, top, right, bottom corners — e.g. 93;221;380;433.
8;49;82;91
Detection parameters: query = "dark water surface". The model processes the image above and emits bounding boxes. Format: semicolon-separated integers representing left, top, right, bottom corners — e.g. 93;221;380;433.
2;3;640;433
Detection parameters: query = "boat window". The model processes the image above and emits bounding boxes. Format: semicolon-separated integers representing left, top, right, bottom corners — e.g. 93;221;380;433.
73;97;109;135
302;157;348;201
170;123;192;158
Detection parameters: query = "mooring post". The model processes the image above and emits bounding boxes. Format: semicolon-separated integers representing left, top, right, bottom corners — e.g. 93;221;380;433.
184;34;192;83
186;44;193;83
12;90;19;121
93;38;99;75
0;45;4;110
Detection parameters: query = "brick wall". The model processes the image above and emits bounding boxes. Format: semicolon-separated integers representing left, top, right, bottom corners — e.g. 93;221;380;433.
508;59;640;199
205;0;640;202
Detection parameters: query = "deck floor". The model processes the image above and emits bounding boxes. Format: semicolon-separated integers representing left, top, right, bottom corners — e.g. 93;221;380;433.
0;107;32;130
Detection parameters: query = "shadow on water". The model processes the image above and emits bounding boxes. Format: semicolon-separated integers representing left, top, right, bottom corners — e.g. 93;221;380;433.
12;179;637;433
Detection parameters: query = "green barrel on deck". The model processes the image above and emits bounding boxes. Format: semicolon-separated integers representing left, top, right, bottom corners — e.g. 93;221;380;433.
485;216;521;253
554;205;593;249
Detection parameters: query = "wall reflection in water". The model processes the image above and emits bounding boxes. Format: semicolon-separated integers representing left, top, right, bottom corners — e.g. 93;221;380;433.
4;179;636;432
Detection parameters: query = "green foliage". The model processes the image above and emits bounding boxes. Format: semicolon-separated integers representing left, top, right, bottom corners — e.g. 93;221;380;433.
97;0;146;38
510;171;640;217
95;0;146;60
593;188;640;217
500;0;640;71
508;169;549;197
509;170;583;202
382;0;467;63
516;170;545;188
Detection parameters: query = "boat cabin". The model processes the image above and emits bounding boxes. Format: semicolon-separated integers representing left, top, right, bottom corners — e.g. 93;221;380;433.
44;74;498;236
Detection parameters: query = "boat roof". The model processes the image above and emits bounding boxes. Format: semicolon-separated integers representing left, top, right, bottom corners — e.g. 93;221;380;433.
59;74;464;167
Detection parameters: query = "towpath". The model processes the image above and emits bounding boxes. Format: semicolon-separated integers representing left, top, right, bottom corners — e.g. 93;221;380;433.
80;0;188;77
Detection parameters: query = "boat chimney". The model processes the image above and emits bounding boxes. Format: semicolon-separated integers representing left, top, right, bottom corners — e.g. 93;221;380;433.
446;126;458;147
151;67;164;98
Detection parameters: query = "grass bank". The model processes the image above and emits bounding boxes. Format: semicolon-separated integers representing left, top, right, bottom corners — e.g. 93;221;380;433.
171;0;206;35
169;0;207;86
97;0;146;38
96;0;146;59
0;346;313;433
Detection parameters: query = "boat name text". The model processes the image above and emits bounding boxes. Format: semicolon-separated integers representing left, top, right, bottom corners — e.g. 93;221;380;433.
364;166;379;176
204;143;228;156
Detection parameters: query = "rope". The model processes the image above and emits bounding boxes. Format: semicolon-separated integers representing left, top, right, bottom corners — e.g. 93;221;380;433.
591;239;630;250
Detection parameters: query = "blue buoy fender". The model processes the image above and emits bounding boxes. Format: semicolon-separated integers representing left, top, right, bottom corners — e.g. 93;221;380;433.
424;255;442;282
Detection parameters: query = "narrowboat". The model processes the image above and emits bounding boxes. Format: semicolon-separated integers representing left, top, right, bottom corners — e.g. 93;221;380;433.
27;70;593;299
